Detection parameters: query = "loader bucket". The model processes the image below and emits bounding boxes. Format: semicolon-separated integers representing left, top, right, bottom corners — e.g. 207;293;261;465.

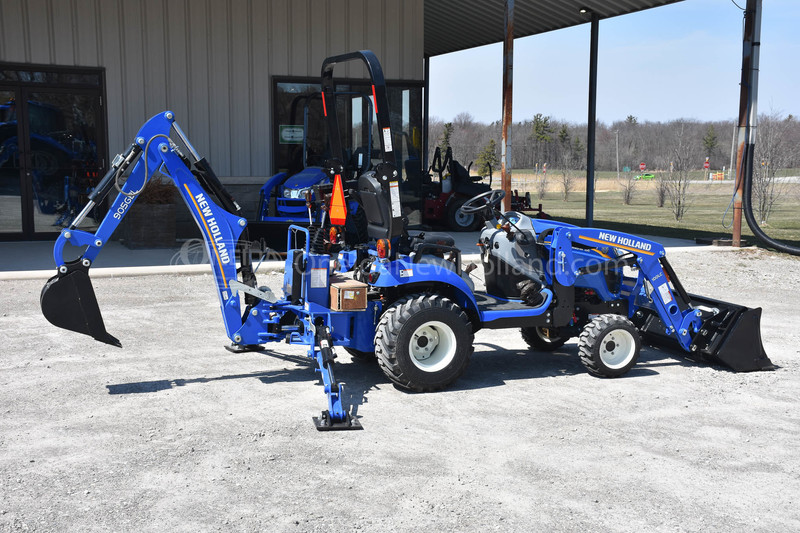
40;261;121;347
639;293;773;372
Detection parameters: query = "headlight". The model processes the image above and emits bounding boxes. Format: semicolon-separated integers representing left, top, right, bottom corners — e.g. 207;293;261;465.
283;187;312;199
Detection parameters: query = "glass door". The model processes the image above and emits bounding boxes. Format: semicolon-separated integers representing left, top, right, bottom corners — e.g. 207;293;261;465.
0;65;105;240
0;88;23;233
22;90;104;233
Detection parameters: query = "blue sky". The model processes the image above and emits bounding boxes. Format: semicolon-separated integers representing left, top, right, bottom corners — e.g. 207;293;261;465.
428;0;800;124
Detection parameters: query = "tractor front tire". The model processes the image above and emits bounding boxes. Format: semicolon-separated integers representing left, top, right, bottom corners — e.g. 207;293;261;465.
521;326;569;352
578;314;641;377
375;294;473;392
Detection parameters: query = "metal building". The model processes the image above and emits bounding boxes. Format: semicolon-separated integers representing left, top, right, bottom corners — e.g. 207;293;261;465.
0;0;424;239
0;0;679;241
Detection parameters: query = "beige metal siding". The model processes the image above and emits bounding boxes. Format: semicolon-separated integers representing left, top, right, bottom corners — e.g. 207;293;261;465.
0;0;424;177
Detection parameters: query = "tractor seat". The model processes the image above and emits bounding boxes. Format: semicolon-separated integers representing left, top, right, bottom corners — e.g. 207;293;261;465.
409;231;455;254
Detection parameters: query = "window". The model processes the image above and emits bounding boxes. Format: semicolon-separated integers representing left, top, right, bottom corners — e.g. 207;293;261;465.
273;78;423;183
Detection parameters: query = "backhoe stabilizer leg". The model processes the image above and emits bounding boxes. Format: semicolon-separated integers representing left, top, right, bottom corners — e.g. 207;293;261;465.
310;326;362;431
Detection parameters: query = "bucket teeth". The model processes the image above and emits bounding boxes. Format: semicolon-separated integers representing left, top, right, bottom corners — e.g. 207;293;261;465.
40;261;121;347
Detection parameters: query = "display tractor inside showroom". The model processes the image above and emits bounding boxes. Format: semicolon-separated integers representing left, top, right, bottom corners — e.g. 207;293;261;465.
41;51;773;431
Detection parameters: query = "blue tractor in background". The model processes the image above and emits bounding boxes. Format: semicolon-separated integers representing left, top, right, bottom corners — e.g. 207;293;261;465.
252;90;374;250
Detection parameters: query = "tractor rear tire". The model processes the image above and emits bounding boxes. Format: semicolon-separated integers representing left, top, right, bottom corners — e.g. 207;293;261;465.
521;326;569;352
578;314;641;377
375;294;473;392
447;198;481;232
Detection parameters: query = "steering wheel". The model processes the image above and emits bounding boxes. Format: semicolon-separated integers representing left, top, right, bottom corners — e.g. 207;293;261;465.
459;189;505;215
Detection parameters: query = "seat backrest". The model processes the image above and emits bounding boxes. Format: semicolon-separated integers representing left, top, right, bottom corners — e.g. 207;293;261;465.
358;172;388;240
357;163;404;242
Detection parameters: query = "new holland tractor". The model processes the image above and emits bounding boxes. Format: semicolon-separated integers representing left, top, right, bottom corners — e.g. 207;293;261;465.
41;51;772;431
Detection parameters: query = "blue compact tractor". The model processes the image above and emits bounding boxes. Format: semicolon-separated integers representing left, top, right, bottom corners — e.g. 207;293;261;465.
41;51;772;431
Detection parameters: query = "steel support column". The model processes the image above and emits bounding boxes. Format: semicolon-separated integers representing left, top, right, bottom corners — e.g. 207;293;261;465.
423;56;430;174
585;13;599;226
732;0;758;248
501;0;514;210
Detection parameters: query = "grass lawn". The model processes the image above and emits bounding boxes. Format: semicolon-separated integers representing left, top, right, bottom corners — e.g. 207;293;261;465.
512;175;800;249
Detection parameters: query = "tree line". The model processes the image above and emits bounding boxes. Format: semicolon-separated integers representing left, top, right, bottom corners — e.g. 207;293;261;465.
428;111;800;222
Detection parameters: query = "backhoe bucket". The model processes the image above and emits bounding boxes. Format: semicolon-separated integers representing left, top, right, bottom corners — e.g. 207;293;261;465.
40;261;121;347
639;294;773;372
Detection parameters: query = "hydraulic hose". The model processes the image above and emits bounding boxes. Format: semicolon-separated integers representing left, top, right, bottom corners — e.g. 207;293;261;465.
736;0;800;256
741;143;800;255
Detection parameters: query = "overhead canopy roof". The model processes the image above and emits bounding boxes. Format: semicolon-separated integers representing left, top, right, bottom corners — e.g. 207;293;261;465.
424;0;684;57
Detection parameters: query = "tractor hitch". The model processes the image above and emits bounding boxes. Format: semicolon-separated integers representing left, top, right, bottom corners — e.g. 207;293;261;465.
40;260;120;347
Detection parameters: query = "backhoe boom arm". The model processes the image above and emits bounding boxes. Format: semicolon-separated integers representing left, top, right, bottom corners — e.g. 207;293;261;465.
42;111;252;345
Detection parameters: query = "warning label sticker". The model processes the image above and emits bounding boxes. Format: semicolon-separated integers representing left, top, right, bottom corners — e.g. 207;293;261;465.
382;127;393;152
657;282;673;304
389;181;402;217
310;268;327;288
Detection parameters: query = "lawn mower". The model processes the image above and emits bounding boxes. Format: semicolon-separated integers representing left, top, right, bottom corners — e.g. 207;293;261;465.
40;51;772;431
420;145;540;231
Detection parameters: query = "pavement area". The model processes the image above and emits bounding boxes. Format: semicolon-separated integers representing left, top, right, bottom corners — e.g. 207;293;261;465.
2;243;799;531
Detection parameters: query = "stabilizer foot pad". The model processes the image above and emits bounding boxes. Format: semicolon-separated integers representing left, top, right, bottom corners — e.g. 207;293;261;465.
224;343;265;354
313;411;363;431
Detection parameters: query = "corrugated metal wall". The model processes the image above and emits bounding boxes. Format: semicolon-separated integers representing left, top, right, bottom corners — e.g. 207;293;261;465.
0;0;424;178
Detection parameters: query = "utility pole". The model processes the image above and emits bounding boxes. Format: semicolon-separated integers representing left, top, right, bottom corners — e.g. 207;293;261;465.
615;130;620;181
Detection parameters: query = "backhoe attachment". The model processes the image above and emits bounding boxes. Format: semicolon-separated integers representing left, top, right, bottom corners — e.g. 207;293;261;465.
40;111;253;348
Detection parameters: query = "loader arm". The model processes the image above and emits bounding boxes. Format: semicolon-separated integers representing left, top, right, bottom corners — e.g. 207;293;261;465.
548;226;772;371
550;227;702;352
41;111;253;345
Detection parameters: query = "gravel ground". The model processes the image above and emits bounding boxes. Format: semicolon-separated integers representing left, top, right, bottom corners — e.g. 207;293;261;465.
1;247;799;532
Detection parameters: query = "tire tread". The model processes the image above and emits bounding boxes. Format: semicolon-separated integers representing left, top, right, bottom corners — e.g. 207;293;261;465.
375;294;473;392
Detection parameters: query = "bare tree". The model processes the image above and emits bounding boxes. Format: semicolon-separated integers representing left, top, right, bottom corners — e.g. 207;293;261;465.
560;171;576;201
752;111;794;224
619;172;636;205
654;173;669;208
664;120;696;221
536;174;548;200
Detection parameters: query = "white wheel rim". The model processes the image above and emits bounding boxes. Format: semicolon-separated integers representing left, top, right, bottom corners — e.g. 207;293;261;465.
455;210;475;227
599;329;636;369
408;321;457;372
